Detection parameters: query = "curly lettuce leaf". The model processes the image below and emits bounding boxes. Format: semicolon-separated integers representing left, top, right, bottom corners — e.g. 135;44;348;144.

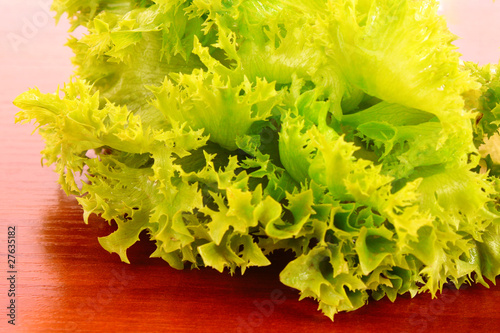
15;0;500;322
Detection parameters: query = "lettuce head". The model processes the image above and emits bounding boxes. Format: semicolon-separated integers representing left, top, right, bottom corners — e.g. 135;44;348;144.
14;0;500;320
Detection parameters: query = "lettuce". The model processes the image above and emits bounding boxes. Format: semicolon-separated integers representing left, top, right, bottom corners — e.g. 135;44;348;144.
15;0;500;320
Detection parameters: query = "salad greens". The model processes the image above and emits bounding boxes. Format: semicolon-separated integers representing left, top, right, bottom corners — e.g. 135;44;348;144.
14;0;500;319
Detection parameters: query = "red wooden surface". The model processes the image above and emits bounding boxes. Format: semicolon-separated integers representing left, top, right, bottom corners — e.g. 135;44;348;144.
1;2;500;332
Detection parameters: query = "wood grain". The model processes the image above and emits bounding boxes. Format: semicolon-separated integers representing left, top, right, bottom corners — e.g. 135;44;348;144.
1;2;499;332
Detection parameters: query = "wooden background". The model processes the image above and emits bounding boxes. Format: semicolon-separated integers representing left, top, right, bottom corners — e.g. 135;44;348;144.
1;1;500;332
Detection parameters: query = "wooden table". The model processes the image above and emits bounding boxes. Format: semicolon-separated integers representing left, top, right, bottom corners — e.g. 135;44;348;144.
1;2;499;332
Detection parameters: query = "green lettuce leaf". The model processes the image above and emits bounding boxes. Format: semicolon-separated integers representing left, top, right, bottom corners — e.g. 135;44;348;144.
15;0;500;321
